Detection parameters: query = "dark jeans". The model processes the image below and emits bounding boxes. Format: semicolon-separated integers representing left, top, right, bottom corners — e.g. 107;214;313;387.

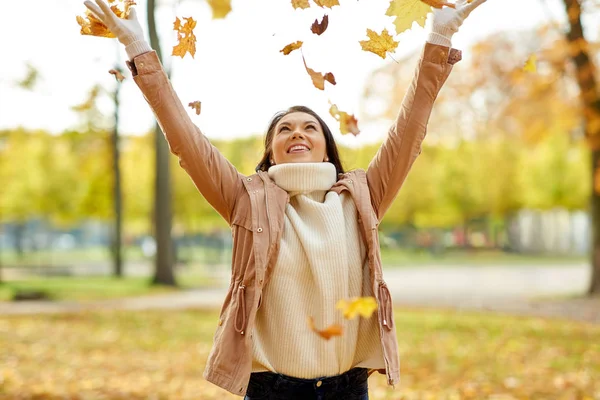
243;367;369;400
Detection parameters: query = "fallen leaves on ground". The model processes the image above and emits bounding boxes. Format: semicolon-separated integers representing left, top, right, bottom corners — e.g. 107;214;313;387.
76;0;136;37
280;41;304;55
1;309;599;399
188;101;202;115
359;29;399;59
329;103;360;136
336;296;377;319
303;55;336;90
172;17;197;59
307;316;343;340
311;15;329;35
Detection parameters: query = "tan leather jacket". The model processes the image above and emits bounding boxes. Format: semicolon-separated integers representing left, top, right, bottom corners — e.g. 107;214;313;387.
126;42;461;396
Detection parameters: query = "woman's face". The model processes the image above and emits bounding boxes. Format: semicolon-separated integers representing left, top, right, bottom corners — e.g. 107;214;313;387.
271;112;328;166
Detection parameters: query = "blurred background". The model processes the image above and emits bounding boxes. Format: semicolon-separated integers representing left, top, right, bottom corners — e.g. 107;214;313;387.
1;0;600;398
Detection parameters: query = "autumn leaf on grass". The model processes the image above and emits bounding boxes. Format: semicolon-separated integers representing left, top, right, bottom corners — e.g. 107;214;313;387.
386;0;430;35
292;0;311;9
76;0;136;37
207;0;232;19
188;101;202;115
280;41;303;55
172;17;197;58
303;56;336;90
360;29;399;59
329;103;360;136
307;316;343;340
311;15;329;35
336;297;377;319
108;69;125;82
313;0;340;8
523;54;537;73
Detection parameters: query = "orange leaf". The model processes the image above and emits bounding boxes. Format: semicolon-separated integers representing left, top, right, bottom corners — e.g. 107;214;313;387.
311;15;329;35
307;316;343;340
188;101;202;115
329;103;360;136
313;0;339;8
303;55;336;90
172;17;197;59
291;0;310;9
76;0;136;38
419;0;455;8
108;69;125;82
280;41;303;55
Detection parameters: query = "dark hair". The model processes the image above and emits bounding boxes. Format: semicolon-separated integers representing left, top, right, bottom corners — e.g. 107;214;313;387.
255;105;345;175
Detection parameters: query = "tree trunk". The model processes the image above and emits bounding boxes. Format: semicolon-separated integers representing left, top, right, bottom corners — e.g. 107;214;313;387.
111;66;123;278
147;0;176;286
562;0;600;295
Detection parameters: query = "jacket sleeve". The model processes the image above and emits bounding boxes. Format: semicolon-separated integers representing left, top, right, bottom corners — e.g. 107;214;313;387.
366;43;462;221
126;51;244;225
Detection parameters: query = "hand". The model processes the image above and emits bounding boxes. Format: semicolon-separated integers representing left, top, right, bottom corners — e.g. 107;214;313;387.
84;0;145;46
426;0;487;47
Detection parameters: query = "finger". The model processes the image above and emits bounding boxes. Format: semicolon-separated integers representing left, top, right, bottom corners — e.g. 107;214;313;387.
127;7;137;21
95;0;117;22
84;0;105;20
465;0;487;11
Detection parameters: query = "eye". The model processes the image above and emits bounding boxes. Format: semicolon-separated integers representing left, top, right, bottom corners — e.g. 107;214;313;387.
306;124;317;130
278;126;290;133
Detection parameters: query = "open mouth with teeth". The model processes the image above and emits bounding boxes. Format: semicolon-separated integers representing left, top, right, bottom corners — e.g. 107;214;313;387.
287;144;311;153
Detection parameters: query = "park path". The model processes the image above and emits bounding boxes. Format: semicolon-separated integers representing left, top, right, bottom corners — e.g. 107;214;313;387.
1;264;599;323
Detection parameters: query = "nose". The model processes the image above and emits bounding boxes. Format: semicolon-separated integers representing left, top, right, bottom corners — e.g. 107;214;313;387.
291;130;305;139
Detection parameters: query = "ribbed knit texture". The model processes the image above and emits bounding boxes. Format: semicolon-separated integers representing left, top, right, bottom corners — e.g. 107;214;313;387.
125;39;153;60
251;162;384;378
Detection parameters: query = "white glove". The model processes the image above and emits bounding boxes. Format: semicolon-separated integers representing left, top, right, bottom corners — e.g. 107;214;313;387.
84;0;152;59
426;0;487;47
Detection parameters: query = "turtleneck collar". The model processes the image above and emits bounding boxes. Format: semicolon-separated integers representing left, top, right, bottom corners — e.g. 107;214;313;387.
268;162;337;196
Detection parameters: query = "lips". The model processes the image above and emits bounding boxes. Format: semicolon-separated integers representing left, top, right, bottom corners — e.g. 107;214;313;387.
287;144;311;153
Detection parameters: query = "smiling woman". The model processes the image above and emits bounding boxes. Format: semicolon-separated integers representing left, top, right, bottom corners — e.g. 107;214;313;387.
81;0;487;398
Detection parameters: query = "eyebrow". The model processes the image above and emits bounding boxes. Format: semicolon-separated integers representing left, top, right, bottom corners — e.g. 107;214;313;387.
278;120;318;127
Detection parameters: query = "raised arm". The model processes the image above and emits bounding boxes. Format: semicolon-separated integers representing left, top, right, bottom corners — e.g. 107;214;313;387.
84;0;244;224
366;0;487;221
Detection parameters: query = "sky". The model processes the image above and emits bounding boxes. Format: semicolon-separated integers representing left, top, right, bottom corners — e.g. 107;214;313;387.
0;0;591;147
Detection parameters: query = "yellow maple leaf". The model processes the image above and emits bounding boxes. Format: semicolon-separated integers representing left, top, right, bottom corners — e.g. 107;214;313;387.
207;0;232;19
280;41;303;55
307;316;343;340
291;0;311;9
523;54;537;73
359;29;399;59
386;0;430;35
329;103;360;136
76;0;136;38
336;297;377;319
302;55;336;90
172;16;197;59
313;0;340;8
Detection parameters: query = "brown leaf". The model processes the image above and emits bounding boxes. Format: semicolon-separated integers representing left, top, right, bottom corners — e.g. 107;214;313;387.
291;0;311;9
313;0;340;8
307;316;343;340
188;101;202;115
311;15;329;35
108;69;125;82
172;17;197;59
76;0;136;38
329;103;360;136
280;41;304;55
303;55;336;90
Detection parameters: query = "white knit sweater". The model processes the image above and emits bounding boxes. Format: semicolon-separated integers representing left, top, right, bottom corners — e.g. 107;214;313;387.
251;162;384;378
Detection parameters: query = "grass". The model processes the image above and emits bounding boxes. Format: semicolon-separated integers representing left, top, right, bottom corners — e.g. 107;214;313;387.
0;308;598;399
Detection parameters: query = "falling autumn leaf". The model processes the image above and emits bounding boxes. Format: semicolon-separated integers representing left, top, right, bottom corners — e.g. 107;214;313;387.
311;15;329;35
108;69;125;82
291;0;311;9
386;0;430;35
359;29;399;59
207;0;232;19
307;316;343;340
313;0;340;8
172;17;197;59
76;0;136;38
420;0;455;8
336;297;377;319
188;101;202;115
280;41;304;55
303;55;336;90
329;103;360;136
523;54;537;73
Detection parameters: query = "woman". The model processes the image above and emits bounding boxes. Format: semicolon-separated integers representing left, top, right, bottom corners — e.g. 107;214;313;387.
83;1;487;398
